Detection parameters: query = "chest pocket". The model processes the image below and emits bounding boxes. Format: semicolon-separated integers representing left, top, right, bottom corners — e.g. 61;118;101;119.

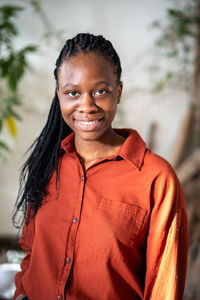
88;197;147;257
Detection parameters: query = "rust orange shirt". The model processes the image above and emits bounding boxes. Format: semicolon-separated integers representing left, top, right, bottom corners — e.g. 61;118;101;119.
14;129;188;300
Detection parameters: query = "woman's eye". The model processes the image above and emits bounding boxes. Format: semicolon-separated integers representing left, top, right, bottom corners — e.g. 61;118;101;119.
66;91;78;97
95;89;106;96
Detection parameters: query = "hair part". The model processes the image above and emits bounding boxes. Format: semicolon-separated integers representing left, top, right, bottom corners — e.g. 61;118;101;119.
13;33;122;229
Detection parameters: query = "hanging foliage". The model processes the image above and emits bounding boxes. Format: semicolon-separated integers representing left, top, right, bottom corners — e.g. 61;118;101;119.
151;0;200;163
0;4;37;159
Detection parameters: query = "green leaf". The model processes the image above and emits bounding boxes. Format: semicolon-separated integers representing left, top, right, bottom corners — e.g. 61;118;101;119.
0;140;10;152
8;108;22;121
0;55;14;78
0;5;23;20
0;21;18;36
3;95;21;108
167;9;183;19
0;95;22;122
0;45;37;92
20;45;38;54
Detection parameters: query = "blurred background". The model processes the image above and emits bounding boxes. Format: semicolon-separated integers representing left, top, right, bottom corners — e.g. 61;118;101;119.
0;0;199;299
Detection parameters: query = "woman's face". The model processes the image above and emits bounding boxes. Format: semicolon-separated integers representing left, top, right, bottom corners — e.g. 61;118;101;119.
57;51;122;143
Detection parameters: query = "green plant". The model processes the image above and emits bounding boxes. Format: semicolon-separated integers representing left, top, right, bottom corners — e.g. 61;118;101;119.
0;5;37;158
150;0;200;162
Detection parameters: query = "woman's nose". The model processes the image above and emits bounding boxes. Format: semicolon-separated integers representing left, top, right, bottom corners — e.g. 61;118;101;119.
78;93;98;113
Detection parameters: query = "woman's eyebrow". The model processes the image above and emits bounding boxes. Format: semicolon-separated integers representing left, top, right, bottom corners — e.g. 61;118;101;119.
93;81;110;86
62;81;110;89
61;83;79;89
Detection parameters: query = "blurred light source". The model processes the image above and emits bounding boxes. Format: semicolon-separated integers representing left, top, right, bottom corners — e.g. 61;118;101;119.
0;263;20;299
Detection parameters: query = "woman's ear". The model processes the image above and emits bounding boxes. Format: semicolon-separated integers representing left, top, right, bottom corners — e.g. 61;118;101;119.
56;85;60;99
117;81;123;104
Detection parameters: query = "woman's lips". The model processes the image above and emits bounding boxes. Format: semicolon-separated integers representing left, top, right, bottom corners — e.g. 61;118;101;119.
74;117;104;130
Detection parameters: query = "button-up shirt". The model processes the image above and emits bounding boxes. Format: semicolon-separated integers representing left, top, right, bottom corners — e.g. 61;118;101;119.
14;129;188;300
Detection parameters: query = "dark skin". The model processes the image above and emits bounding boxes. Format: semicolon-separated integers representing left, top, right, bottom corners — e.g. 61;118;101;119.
57;51;125;170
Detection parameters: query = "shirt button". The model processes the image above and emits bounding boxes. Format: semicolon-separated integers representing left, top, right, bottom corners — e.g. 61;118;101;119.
65;257;71;263
58;295;63;299
81;176;85;181
73;217;78;223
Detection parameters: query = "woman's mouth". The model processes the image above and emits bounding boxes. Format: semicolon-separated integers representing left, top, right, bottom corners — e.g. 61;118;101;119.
74;117;104;130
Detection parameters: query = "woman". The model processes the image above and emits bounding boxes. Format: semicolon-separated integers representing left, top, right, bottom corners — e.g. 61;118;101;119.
13;33;188;300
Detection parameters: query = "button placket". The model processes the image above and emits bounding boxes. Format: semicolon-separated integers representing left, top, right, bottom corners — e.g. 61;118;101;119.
58;160;86;297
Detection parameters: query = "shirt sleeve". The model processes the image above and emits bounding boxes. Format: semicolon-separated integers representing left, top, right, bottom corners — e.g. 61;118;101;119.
13;216;35;299
144;169;189;300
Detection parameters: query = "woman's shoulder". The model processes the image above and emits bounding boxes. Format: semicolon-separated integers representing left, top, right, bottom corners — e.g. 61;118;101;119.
116;128;179;184
121;128;176;176
143;148;179;184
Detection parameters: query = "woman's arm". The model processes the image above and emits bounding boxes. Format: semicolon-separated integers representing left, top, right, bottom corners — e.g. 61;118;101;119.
144;170;188;300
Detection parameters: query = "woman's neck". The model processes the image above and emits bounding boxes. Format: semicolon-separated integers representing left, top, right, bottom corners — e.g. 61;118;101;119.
74;130;125;170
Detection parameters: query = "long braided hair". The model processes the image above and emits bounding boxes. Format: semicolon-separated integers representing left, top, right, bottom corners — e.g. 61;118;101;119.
13;33;122;228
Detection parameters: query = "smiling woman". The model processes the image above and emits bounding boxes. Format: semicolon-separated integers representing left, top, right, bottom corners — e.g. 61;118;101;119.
57;51;123;169
13;33;188;300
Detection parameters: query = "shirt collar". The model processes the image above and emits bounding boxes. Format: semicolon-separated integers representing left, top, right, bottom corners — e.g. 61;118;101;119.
114;129;146;170
61;131;75;154
61;128;146;170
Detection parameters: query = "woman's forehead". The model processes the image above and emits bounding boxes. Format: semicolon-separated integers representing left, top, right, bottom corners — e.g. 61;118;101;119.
58;52;117;85
62;51;114;70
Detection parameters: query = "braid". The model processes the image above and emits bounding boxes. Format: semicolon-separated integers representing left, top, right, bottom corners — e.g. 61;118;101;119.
54;33;122;83
13;33;122;228
13;94;72;228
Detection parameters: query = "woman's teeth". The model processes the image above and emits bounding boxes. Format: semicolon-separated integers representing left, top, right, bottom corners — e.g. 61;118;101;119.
78;120;99;125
